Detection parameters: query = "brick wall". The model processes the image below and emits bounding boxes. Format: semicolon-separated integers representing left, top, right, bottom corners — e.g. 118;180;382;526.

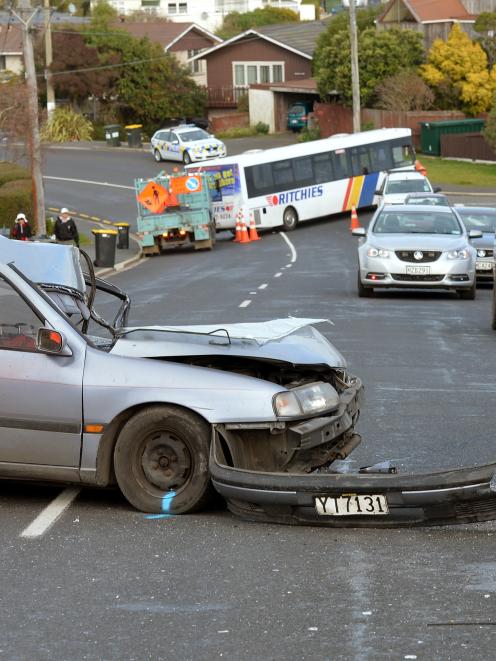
210;113;250;133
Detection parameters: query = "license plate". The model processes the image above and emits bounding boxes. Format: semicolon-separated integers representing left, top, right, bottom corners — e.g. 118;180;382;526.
406;265;430;275
315;494;389;516
476;260;493;271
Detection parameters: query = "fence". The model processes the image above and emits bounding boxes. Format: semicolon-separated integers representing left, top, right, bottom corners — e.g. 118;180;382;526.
440;133;496;162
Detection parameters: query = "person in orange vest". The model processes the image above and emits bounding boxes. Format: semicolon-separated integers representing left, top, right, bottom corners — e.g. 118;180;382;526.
10;213;33;241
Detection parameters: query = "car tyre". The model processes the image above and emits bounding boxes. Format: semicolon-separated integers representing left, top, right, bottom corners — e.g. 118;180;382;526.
153;149;162;163
114;405;214;514
282;206;298;231
183;151;192;165
458;280;476;300
357;271;374;297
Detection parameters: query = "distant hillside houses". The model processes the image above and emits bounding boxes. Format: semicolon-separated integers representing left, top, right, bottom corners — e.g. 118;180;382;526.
89;0;315;32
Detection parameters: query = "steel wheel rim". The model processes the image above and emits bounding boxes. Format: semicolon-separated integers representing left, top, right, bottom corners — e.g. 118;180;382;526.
140;430;192;491
284;209;296;228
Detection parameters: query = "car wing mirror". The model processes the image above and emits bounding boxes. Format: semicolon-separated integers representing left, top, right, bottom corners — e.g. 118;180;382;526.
433;186;442;193
468;229;483;239
37;328;72;356
375;190;382;196
352;227;366;237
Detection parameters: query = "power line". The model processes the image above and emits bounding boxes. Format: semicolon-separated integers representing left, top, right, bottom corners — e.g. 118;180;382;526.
37;51;172;76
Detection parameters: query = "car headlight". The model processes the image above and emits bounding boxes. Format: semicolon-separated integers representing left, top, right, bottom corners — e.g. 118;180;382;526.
477;249;487;257
367;247;390;258
273;382;339;418
447;248;469;260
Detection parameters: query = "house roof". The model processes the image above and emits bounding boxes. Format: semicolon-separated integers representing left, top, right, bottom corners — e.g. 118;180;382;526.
189;19;330;62
0;23;22;55
378;0;475;25
111;20;222;51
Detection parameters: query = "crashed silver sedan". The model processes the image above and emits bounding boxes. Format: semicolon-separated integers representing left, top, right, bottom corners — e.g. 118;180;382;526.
0;238;362;515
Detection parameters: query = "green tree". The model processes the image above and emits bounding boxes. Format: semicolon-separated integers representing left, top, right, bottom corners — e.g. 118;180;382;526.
420;24;496;115
217;7;299;40
474;12;496;68
482;101;496;152
315;27;424;107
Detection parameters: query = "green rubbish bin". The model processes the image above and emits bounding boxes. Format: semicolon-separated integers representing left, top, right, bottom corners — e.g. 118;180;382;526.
420;119;485;156
92;228;118;267
125;124;142;148
104;124;121;147
114;222;130;249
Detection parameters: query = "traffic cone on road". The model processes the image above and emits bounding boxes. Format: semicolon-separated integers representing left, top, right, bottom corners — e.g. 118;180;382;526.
233;212;242;242
350;205;360;231
248;212;260;241
239;210;251;244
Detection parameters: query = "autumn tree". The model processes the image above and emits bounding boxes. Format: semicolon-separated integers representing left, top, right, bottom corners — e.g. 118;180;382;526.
420;24;496;115
376;71;434;111
315;27;424;107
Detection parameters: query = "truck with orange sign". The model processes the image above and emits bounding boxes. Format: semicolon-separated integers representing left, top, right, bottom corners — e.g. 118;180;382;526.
135;171;215;255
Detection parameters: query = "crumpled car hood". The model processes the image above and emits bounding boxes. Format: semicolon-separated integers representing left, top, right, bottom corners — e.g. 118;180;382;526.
110;318;346;368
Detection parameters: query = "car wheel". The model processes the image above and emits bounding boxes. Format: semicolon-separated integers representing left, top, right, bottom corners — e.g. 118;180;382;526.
458;280;476;300
357;271;374;297
153;149;162;163
114;405;213;514
183;151;191;165
282;206;298;231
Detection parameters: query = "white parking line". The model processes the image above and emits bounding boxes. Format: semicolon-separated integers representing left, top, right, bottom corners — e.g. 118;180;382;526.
279;232;297;263
20;487;81;539
258;284;268;290
239;300;252;308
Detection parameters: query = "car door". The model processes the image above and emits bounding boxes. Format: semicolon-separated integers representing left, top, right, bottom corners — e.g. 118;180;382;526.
168;131;182;161
157;130;169;160
0;273;84;471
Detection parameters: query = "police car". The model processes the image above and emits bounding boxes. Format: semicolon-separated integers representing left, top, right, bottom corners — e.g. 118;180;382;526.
151;124;226;165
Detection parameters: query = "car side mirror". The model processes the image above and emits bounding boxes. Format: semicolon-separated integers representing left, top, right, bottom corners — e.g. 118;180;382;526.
468;229;483;239
375;190;382;196
433;186;442;193
352;227;366;237
37;328;72;356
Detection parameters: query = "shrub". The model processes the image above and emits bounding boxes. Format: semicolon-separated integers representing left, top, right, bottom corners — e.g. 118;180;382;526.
217;126;258;139
298;126;321;142
0;161;31;187
41;106;94;142
483;102;496;152
237;94;249;113
0;179;33;231
255;121;269;134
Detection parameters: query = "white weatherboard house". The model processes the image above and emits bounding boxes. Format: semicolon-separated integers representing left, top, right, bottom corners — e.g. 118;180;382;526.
94;0;314;32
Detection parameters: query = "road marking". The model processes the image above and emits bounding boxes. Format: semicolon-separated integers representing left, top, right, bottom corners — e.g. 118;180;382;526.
274;272;282;278
48;207;59;212
20;487;81;539
279;232;297;263
239;300;251;308
103;220;112;225
79;213;90;218
91;216;100;221
44;175;134;190
286;264;292;268
249;291;257;295
258;283;268;290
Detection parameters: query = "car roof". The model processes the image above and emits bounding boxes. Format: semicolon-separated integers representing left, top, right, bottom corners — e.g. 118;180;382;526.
155;124;203;134
454;205;496;213
380;204;456;214
405;192;447;198
387;171;426;181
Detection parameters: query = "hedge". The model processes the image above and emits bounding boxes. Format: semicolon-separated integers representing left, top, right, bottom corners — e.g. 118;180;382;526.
0;179;34;232
0;161;31;187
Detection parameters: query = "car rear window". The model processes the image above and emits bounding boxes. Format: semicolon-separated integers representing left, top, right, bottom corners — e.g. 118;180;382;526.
373;210;462;235
385;179;431;194
405;196;449;207
457;209;496;232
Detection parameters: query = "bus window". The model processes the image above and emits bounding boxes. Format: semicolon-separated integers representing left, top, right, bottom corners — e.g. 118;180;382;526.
292;156;314;187
369;143;393;172
331;149;351;180
272;160;294;187
350;146;372;176
246;163;274;197
392;143;414;168
313;153;333;184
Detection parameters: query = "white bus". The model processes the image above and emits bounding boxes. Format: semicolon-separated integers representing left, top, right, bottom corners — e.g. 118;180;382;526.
188;128;415;231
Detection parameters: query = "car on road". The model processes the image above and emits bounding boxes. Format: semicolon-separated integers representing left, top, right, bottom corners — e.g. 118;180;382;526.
353;205;481;298
374;171;438;206
0;238;363;515
404;192;450;207
151;124;226;165
454;206;496;282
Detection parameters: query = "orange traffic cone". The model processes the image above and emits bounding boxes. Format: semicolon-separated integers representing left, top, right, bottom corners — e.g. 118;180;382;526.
415;159;427;177
239;210;251;244
350;205;360;231
248;211;260;241
233;212;242;242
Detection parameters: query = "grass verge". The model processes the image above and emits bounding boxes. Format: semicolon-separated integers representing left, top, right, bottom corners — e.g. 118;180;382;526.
421;156;496;188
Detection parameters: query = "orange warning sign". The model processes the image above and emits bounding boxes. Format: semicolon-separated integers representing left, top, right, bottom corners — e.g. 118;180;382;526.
170;175;203;195
137;181;170;214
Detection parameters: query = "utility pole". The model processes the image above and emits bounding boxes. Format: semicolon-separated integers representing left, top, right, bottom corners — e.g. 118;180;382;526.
348;0;361;133
12;2;46;236
44;0;55;116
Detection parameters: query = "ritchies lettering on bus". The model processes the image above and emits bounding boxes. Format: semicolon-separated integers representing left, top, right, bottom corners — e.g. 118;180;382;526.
265;185;324;206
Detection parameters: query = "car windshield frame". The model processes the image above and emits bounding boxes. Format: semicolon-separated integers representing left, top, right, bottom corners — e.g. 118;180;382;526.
372;209;463;235
178;129;210;143
456;209;496;233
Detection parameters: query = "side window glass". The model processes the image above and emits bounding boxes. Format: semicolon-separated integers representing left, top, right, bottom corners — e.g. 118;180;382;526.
292;156;314;187
313;153;333;184
272;160;294;187
351;146;372;176
162;131;171;142
0;276;42;352
170;132;179;144
331;149;351;180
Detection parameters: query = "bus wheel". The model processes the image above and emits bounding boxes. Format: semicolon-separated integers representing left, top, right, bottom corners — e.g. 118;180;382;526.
282;206;298;231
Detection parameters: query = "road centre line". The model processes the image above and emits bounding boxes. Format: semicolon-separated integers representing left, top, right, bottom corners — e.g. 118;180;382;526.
279;232;297;263
239;300;252;308
20;487;81;539
43;175;134;190
274;272;282;278
258;284;268;290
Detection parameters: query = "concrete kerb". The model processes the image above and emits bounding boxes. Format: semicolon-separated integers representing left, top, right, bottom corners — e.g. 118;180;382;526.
47;206;143;278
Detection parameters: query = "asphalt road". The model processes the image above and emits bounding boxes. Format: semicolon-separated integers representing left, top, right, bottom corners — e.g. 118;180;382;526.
2;141;496;660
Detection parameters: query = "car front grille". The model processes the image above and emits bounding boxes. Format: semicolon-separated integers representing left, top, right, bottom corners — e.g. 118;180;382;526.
395;250;441;263
391;273;445;282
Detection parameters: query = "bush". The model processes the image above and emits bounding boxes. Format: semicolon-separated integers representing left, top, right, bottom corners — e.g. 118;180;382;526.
237;94;249;113
0;161;31;187
298;126;321;142
0;179;33;231
483;102;496;153
217;126;258;139
255;121;269;134
41;106;94;142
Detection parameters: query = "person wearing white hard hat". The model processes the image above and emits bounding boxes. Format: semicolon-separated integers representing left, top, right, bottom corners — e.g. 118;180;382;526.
10;213;33;241
54;207;79;247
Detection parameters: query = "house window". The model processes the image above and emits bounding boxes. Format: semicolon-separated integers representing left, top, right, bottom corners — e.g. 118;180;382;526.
188;49;202;75
167;2;187;13
232;62;285;87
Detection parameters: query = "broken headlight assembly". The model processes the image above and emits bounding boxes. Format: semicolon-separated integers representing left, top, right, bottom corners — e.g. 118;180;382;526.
273;382;340;419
